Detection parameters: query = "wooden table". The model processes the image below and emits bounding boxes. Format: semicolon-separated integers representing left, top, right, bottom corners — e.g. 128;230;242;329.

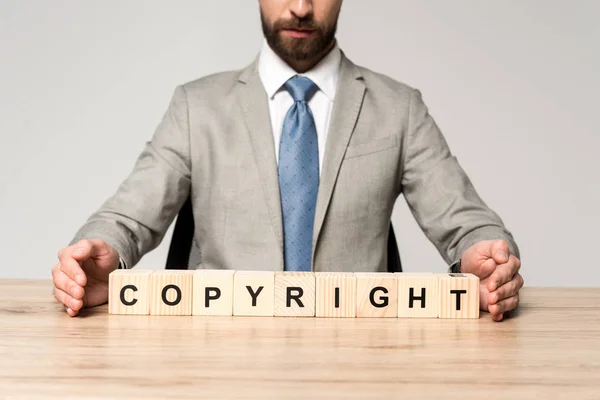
1;280;599;399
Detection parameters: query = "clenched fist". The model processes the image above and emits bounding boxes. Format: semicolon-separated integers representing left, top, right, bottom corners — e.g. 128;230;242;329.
460;239;524;322
52;239;120;317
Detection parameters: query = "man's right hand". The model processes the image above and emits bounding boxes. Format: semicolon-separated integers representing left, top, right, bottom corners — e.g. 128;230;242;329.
52;239;120;317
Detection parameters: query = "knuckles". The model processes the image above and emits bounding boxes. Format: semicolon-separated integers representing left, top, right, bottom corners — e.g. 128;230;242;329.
77;239;92;250
57;245;74;260
51;264;59;279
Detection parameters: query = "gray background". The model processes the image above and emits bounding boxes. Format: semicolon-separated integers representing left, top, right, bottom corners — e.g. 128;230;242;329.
1;1;598;286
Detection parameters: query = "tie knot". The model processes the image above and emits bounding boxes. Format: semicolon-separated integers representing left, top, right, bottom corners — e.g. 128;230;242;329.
283;76;319;102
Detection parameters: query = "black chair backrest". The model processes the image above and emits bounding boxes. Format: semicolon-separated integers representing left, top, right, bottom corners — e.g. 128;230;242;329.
166;196;402;272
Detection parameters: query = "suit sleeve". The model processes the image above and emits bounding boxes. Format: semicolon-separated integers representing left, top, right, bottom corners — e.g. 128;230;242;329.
400;89;520;267
69;85;192;268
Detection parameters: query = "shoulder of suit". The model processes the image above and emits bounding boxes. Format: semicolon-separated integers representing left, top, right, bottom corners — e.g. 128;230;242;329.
177;69;243;101
353;62;418;99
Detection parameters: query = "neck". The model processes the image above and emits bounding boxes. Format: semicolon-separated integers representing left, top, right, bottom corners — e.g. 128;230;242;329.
281;40;336;73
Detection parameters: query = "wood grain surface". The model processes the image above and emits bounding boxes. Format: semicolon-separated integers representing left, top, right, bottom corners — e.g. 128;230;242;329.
315;272;357;317
439;273;480;319
233;271;274;316
396;272;440;318
1;279;599;399
108;269;153;315
192;269;235;316
274;271;315;317
355;272;398;318
149;270;193;316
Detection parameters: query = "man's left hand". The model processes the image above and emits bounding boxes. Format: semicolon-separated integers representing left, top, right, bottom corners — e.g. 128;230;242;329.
460;239;524;321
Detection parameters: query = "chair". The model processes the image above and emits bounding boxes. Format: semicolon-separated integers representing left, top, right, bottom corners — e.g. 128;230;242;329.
166;196;402;272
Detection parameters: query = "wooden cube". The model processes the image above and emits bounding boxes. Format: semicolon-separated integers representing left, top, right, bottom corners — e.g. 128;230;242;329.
315;272;357;318
274;272;315;317
108;269;153;315
439;273;480;319
355;273;398;318
149;271;194;316
192;269;235;316
397;273;440;318
233;271;274;316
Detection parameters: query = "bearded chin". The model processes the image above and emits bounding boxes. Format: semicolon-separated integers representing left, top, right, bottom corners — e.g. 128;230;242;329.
260;12;337;62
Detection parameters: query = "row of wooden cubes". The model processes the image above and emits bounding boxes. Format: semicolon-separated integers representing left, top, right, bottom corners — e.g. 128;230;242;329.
109;270;479;318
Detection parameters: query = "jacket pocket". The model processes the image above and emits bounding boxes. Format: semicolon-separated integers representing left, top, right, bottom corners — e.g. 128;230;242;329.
344;135;399;159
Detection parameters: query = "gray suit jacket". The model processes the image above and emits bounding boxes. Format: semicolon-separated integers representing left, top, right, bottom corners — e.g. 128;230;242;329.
71;51;519;272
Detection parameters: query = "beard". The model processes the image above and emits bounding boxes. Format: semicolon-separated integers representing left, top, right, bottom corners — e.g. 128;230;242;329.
260;10;338;62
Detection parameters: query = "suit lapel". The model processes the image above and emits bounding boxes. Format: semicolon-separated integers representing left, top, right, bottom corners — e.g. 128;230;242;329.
236;59;284;253
311;53;366;265
235;52;365;267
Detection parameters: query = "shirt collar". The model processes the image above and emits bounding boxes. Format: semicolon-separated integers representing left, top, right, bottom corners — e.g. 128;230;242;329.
258;38;341;102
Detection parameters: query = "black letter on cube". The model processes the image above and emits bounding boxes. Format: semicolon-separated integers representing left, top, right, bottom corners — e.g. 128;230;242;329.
450;289;467;311
409;287;426;309
120;284;138;306
369;286;389;308
162;284;182;306
286;287;304;307
246;286;264;307
205;287;221;308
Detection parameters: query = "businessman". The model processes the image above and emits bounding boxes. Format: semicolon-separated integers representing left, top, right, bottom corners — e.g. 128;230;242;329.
52;0;523;321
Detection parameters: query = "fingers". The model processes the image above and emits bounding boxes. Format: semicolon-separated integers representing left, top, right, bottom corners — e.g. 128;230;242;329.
52;266;85;300
57;247;67;259
52;258;86;317
54;242;100;317
65;305;78;317
57;251;87;287
488;273;524;304
51;263;85;314
487;255;521;292
490;240;510;265
489;294;519;321
476;257;498;280
70;239;108;262
53;286;84;312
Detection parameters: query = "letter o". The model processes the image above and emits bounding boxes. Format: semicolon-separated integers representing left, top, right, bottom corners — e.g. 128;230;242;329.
161;284;182;306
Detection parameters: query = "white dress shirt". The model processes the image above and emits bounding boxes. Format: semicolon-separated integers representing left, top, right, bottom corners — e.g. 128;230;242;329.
258;39;342;174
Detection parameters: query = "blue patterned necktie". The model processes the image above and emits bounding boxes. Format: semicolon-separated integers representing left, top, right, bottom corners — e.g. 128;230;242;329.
278;76;320;272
